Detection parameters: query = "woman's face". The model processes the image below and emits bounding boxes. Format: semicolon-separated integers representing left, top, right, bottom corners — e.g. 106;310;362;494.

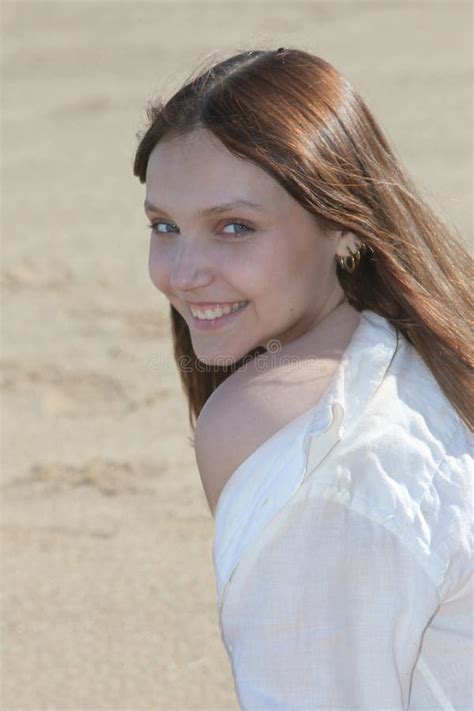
145;128;347;365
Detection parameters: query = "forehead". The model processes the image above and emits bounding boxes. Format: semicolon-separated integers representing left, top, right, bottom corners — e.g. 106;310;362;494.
145;129;285;207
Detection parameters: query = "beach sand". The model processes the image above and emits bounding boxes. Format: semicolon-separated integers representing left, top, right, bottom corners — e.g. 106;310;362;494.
1;1;471;709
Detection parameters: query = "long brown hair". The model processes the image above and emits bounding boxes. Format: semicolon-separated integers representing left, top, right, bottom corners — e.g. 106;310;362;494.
133;48;473;432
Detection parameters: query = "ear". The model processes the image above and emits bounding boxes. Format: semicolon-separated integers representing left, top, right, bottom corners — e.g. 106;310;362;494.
334;230;363;259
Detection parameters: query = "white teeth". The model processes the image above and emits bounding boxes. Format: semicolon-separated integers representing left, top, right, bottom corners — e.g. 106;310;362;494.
190;301;247;320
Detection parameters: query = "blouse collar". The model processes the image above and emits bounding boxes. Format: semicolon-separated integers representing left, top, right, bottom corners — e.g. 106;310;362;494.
307;309;399;440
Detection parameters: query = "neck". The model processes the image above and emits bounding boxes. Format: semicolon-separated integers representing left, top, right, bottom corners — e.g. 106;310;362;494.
275;299;361;362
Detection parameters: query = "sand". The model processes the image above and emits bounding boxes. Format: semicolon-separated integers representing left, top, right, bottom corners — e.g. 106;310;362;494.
1;1;471;709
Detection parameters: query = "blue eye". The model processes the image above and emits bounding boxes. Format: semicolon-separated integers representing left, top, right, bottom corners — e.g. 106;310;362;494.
222;222;253;236
147;221;178;235
146;220;253;238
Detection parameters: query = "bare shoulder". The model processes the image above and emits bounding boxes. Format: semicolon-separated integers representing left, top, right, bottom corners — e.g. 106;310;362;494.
194;347;341;517
193;364;253;516
194;304;360;515
194;303;361;516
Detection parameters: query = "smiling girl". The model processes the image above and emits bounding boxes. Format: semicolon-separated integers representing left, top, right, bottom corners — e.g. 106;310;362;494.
133;48;472;710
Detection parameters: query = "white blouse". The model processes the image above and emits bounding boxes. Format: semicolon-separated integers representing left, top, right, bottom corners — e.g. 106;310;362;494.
212;310;473;710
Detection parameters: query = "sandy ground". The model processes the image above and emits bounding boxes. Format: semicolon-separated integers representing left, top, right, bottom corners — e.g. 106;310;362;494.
1;1;471;709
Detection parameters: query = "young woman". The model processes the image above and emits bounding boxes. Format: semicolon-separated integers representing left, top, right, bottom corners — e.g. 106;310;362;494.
133;48;473;709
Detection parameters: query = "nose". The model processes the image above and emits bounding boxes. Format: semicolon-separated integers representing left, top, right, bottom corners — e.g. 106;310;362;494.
168;240;213;292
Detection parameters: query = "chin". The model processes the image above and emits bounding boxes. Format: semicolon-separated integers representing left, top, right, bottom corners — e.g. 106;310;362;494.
191;341;249;368
194;352;239;369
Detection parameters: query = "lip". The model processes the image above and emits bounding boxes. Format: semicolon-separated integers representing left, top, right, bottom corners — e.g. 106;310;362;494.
186;301;246;308
188;301;249;331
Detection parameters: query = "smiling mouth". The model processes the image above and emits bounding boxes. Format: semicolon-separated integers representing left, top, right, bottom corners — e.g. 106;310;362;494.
188;301;248;320
188;301;249;330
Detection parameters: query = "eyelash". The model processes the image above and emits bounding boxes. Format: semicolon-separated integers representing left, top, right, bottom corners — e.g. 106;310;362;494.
146;220;254;238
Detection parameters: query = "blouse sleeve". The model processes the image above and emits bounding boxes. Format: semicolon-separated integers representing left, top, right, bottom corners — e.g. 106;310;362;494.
222;496;442;710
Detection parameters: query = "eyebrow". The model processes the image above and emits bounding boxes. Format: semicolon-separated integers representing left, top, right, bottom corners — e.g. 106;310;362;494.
143;199;265;216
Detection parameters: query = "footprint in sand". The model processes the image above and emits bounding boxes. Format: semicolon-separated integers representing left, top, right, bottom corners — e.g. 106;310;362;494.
0;259;73;290
5;458;161;497
1;524;117;543
68;305;171;340
0;360;133;416
120;308;171;339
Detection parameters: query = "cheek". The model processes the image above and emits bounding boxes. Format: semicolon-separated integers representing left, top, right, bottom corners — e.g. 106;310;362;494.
262;237;331;310
263;240;301;283
148;239;171;293
284;233;331;281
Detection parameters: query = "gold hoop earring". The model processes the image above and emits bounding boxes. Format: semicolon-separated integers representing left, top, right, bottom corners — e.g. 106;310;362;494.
337;243;373;274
